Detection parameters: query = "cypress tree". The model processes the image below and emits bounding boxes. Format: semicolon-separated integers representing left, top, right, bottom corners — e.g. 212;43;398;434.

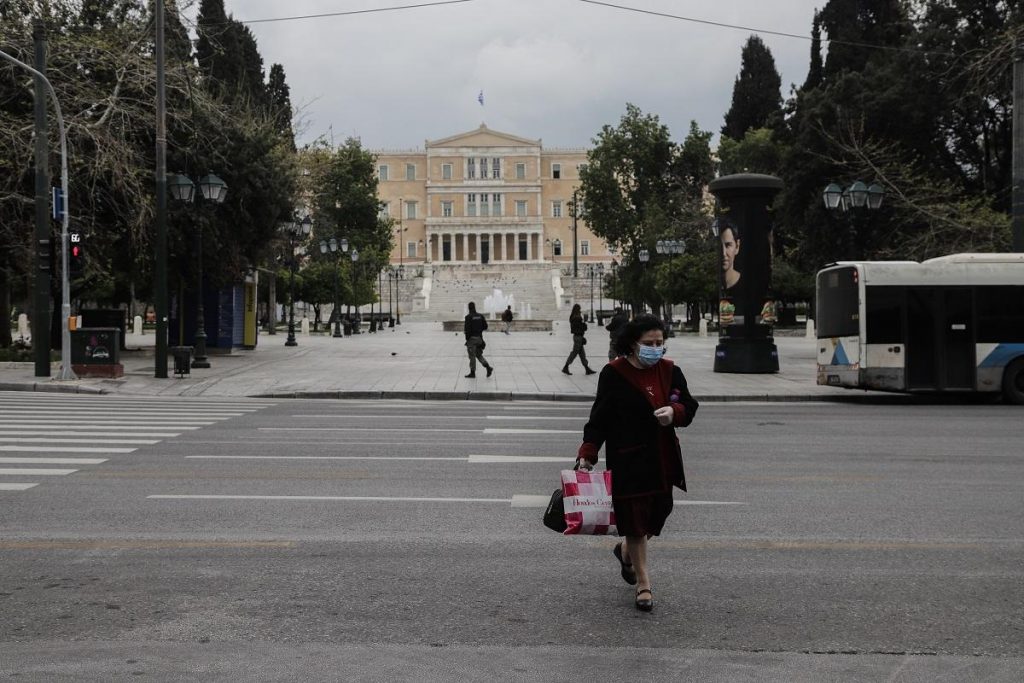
722;35;783;141
803;11;824;91
267;63;295;149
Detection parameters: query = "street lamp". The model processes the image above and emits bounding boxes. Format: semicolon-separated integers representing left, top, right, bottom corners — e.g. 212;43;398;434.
638;247;650;312
610;259;619;309
393;264;404;327
349;247;360;334
282;215;311;346
656;238;685;336
823;180;884;259
319;236;348;338
395;198;405;324
586;263;605;324
168;172;227;368
570;190;580;277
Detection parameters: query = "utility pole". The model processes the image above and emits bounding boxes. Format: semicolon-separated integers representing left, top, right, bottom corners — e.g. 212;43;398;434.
571;189;579;278
32;21;50;378
153;0;169;377
1013;35;1023;252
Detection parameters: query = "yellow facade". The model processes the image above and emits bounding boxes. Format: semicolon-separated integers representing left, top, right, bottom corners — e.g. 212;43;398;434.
373;124;609;267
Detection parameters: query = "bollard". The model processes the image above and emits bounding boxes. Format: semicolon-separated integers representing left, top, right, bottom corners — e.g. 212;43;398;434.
805;318;815;339
17;313;29;338
133;315;143;336
699;318;708;338
300;318;310;336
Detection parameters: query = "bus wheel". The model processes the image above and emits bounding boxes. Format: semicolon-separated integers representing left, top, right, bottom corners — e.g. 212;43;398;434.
1003;358;1024;405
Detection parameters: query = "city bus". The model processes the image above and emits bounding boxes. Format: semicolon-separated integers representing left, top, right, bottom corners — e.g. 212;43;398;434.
816;254;1024;404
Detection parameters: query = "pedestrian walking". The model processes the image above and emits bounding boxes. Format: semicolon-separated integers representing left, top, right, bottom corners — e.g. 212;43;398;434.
605;306;629;361
574;314;699;612
463;301;493;378
501;306;514;334
562;303;596;375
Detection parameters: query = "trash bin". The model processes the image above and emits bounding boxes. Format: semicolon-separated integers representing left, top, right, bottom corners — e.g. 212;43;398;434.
170;346;193;377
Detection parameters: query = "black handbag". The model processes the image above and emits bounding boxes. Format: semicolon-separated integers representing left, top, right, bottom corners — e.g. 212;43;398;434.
542;487;567;533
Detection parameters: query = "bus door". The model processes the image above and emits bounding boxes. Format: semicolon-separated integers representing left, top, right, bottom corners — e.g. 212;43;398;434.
907;287;975;390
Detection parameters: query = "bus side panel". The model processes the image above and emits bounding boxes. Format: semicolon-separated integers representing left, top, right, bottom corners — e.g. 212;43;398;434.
976;343;1024;392
817;336;860;387
862;344;905;390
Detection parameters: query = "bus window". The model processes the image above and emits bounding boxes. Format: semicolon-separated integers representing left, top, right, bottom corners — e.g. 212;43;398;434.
977;286;1024;343
866;286;904;344
817;267;859;338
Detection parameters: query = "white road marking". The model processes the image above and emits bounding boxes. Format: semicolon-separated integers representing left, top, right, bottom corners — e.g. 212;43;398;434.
186;455;466;461
0;468;77;476
0;437;159;445
0;410;245;417
0;457;108;465
148;494;511;503
483;428;577;434
0;419;215;425
0;445;136;454
259;427;481;433
468;455;572;463
0;430;182;437
510;495;747;508
485;415;582;421
0;483;38;491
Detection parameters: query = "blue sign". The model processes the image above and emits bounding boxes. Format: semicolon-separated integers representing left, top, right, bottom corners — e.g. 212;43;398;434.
52;187;65;220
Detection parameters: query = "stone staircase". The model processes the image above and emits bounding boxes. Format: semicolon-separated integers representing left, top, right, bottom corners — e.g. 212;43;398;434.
399;264;564;321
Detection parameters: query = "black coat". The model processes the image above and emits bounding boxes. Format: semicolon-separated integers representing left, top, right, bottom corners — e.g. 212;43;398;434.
464;312;488;339
583;358;698;497
569;314;588;336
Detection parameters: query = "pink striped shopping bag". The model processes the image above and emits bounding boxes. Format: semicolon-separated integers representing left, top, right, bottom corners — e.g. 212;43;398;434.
561;469;616;535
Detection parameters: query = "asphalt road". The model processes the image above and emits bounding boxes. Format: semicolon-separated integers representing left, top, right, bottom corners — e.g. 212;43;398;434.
1;392;1022;681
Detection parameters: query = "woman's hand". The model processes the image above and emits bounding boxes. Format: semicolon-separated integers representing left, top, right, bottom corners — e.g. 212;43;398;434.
654;406;674;426
575;458;593;471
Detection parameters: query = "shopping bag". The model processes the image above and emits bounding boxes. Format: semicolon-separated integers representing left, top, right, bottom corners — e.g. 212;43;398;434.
542;488;567;533
560;469;615;535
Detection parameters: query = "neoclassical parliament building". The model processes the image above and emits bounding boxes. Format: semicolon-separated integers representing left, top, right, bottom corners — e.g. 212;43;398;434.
375;124;610;267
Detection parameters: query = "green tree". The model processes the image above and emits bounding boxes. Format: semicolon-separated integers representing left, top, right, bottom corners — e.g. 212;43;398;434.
267;63;295;149
717;127;784;176
722;35;782;140
803;11;824;92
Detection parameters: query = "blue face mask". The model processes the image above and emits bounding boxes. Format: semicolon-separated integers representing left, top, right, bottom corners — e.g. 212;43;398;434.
636;345;665;367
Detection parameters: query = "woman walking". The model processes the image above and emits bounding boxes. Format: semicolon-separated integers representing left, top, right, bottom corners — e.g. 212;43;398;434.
562;304;596;375
575;314;699;611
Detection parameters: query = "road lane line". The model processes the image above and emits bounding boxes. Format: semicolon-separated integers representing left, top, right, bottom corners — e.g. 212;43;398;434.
0;457;108;465
0;445;136;453
259;427;481;433
0;483;38;491
510;495;747;508
148;494;511;503
0;431;181;437
186;455;467;461
0;437;159;445
0;468;77;475
485;416;583;421
483;428;577;434
0;410;246;416
0;419;216;425
468;455;572;463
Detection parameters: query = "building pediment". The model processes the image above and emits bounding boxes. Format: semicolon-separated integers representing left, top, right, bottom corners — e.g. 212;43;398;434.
427;123;541;150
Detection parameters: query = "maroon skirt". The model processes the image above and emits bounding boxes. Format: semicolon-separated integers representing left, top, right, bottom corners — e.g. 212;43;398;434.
612;490;674;537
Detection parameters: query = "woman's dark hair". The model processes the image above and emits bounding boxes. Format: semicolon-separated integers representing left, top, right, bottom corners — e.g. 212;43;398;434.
613;314;665;356
570;303;581;318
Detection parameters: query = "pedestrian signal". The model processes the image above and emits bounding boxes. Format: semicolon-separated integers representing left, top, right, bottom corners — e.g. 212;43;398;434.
69;232;84;273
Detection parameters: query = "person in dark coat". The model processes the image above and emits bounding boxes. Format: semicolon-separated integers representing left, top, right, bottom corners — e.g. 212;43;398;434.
463;301;493;378
562;303;596;375
604;307;628;361
575;314;699;612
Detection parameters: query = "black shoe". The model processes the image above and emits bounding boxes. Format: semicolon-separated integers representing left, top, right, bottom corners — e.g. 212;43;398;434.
486;366;493;378
562;367;572;375
465;373;476;378
585;367;597;375
613;542;637;585
635;588;653;612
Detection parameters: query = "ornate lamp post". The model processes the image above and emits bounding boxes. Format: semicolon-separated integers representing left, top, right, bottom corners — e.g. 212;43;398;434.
349;247;360;334
638;247;650;313
319;236;348;338
282;215;311;346
655;238;685;337
610;259;619;309
823;181;884;260
168;172;227;367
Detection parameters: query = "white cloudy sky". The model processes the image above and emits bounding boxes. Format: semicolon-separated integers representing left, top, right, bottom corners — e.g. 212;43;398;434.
207;0;825;150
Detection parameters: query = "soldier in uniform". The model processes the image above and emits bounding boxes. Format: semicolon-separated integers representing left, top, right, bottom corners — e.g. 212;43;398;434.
464;302;494;379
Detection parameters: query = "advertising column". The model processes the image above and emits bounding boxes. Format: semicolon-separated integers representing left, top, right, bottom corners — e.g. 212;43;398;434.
710;173;783;373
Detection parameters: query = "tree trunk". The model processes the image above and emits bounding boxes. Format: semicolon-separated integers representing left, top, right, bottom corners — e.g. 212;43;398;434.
0;266;11;347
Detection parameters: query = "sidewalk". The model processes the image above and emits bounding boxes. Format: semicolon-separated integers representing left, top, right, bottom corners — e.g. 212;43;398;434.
0;322;867;401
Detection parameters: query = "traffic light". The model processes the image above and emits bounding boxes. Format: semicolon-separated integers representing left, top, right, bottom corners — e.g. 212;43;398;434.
69;231;84;274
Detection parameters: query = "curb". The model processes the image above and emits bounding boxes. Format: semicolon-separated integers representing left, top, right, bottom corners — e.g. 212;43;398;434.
0;381;107;395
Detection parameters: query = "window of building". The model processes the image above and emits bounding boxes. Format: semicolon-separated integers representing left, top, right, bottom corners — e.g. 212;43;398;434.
467;193;477;217
479;157;489;179
552;200;562;218
407;241;417;258
467;158;476;179
406;163;415;181
578;163;588;175
515;163;526;179
515;200;527;217
492;158;500;179
378;165;389;181
552;163;561;179
442;163;452;180
405;201;417;219
379;202;390;219
480;193;489;217
580;240;590;256
442;200;453;217
553;239;563;256
492;193;502;216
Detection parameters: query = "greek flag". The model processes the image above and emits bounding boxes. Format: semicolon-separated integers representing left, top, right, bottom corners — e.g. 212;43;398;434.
477;90;484;106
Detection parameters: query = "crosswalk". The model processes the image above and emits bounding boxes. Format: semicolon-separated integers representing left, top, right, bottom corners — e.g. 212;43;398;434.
0;392;275;493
